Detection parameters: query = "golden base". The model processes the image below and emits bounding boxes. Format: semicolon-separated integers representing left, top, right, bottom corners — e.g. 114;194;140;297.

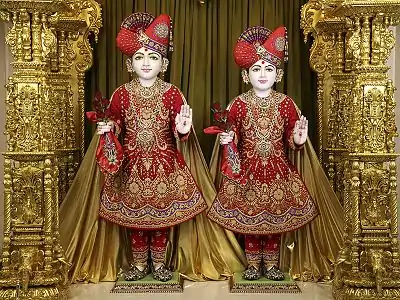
229;273;301;293
0;286;67;300
111;272;183;293
333;286;400;300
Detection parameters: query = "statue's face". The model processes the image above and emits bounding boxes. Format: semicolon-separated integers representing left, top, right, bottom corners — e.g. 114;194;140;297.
248;59;277;92
132;46;163;80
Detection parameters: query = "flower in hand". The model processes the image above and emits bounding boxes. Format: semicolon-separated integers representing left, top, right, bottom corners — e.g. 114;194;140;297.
293;115;308;146
175;104;192;135
93;92;110;120
211;103;232;132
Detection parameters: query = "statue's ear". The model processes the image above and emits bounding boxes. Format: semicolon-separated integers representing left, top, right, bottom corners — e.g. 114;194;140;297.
276;68;284;83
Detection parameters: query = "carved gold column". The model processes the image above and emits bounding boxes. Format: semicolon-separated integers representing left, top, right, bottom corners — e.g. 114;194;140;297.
0;0;101;299
302;1;400;299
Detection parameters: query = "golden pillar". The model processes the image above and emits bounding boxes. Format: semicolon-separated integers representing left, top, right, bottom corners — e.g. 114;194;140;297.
302;0;400;299
0;0;101;299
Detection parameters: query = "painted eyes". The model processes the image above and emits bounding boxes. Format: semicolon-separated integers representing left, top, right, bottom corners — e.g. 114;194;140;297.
133;55;159;61
251;67;274;72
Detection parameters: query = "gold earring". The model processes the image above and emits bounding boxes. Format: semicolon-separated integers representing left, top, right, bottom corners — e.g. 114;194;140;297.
276;69;284;82
161;58;169;73
126;58;133;73
241;69;250;84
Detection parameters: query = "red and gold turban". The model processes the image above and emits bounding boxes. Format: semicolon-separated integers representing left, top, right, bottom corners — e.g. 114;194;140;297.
233;26;288;69
116;12;173;57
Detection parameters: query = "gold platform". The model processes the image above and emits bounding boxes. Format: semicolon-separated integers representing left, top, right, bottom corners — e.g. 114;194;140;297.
111;272;183;293
229;273;301;293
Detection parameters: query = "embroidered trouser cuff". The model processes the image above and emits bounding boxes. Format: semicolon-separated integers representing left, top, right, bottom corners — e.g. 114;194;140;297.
244;234;281;269
263;234;280;269
245;235;262;269
130;229;169;268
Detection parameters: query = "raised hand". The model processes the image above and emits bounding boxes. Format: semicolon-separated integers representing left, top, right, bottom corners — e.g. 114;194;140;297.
293;115;308;146
175;104;192;135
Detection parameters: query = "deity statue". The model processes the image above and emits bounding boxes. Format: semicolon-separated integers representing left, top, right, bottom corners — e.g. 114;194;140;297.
59;12;245;284
95;13;209;282
207;26;318;281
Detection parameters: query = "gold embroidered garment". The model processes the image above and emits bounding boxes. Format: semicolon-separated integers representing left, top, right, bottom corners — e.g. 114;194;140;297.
208;90;318;235
100;78;207;229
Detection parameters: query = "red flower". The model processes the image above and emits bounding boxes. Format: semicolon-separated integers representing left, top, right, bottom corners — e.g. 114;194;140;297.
209;102;232;132
214;111;221;121
212;102;222;112
86;92;111;123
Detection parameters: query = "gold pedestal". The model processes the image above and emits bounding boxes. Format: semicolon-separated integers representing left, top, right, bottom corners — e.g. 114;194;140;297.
229;273;300;294
111;273;184;294
301;1;400;299
0;1;101;299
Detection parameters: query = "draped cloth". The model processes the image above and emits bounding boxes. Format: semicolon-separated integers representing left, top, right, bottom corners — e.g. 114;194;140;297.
59;130;246;283
60;116;343;283
209;102;344;281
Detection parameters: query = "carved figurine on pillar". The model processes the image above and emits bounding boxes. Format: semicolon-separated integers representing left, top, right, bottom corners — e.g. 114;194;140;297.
95;12;207;282
207;26;318;281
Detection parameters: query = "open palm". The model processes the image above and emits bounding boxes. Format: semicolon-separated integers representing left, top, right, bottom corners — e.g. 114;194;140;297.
293;116;308;146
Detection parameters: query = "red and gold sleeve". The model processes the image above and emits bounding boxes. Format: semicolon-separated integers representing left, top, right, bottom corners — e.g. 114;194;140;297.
107;87;125;137
280;97;303;150
228;98;245;145
165;86;190;141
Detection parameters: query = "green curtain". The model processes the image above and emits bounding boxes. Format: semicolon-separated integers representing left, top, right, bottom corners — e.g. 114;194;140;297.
85;0;316;160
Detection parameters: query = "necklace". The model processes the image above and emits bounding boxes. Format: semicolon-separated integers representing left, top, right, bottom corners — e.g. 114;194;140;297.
127;77;166;100
249;89;274;109
242;89;283;159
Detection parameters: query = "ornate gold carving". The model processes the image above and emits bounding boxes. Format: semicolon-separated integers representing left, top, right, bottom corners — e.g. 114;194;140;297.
0;0;102;298
345;18;361;71
363;87;386;153
360;167;389;227
13;166;44;225
385;80;397;153
302;1;400;299
301;0;340;160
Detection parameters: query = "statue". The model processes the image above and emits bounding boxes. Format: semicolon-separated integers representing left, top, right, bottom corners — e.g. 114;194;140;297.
94;13;209;282
59;12;245;285
207;26;318;281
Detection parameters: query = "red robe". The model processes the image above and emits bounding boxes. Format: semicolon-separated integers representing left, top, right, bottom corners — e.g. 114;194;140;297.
208;90;318;235
99;78;207;229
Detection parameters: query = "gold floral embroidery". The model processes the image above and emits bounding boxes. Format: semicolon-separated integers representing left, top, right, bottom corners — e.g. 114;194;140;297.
241;90;286;164
125;78;171;155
